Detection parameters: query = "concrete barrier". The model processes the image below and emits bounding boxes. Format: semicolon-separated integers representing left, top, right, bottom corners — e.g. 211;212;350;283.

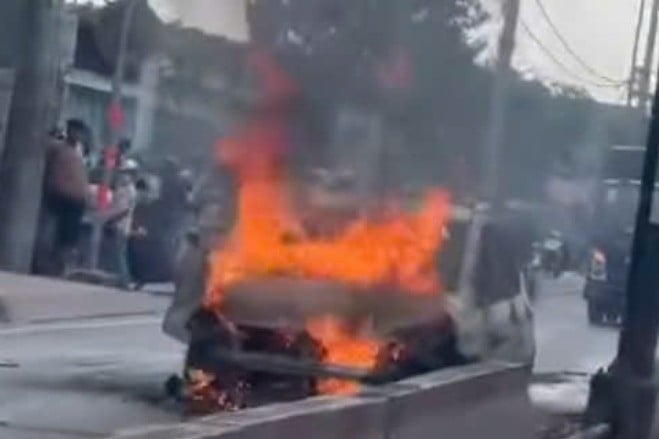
110;361;537;439
200;395;387;439
375;362;538;439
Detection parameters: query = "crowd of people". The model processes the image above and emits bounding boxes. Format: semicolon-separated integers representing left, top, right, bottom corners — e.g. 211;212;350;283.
35;118;192;290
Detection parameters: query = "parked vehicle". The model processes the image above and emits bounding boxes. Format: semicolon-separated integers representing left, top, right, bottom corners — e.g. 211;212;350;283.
583;181;644;325
583;145;654;326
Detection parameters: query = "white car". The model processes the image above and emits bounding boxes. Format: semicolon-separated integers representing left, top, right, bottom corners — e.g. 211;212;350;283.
164;201;536;367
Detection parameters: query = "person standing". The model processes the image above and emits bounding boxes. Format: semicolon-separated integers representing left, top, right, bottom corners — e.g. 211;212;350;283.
104;169;138;289
154;158;186;227
43;119;92;275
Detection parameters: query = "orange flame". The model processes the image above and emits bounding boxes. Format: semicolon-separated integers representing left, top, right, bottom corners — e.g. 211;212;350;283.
205;145;451;307
205;52;451;395
205;132;450;394
307;317;380;395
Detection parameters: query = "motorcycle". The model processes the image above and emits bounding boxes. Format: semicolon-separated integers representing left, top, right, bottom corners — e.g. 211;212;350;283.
540;231;568;278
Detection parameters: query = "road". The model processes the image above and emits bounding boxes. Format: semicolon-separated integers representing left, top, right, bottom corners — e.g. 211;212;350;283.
0;274;185;438
534;272;618;374
0;272;619;438
0;317;184;438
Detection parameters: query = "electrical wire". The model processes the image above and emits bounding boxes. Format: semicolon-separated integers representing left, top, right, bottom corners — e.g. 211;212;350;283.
533;0;627;85
519;20;626;89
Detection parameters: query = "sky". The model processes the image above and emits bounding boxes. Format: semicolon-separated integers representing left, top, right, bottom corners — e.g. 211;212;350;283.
498;0;642;103
82;0;648;103
148;0;249;42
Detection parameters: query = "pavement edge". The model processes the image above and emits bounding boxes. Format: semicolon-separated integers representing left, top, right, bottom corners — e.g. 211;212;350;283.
109;361;534;439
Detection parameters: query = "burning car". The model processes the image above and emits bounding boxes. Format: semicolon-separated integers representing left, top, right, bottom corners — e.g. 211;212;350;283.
163;154;536;409
162;51;535;413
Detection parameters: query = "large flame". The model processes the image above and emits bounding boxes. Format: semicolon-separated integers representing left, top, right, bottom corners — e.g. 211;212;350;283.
306;317;381;395
205;52;451;395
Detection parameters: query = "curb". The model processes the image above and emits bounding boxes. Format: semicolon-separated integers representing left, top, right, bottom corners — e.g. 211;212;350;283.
110;362;537;439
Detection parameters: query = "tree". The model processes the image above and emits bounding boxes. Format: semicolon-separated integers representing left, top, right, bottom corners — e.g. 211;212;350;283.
245;0;492;180
204;1;621;200
386;0;492;185
501;77;596;198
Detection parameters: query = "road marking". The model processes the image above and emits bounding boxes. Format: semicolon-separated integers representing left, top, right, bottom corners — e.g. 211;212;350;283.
0;316;163;336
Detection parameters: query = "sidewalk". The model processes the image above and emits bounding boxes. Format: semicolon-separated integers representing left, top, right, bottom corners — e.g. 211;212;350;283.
0;271;169;325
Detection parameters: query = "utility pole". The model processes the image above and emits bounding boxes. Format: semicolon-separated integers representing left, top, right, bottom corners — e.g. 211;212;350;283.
585;61;659;439
0;0;60;272
628;0;646;106
638;0;659;112
482;0;520;206
88;0;136;271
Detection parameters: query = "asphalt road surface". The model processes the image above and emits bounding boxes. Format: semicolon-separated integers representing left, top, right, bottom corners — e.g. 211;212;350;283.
534;273;618;374
0;272;619;438
0;274;185;438
0;315;185;438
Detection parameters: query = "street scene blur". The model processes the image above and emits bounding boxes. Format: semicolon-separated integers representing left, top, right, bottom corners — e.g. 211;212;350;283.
1;1;659;438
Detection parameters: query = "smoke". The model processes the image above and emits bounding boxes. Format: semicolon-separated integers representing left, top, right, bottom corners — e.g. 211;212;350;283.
149;0;249;42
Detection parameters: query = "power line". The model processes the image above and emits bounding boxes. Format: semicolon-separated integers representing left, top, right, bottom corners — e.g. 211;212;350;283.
533;0;627;85
519;20;626;89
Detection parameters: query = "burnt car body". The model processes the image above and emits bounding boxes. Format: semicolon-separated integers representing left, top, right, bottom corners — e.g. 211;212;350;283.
164;199;537;392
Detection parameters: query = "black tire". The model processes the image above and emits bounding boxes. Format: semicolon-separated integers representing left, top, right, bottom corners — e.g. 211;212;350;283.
588;301;604;325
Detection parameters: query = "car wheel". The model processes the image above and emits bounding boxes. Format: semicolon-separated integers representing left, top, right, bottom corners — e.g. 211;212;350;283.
588;301;604;326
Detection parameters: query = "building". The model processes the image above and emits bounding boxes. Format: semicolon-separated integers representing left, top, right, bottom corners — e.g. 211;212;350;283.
61;0;252;165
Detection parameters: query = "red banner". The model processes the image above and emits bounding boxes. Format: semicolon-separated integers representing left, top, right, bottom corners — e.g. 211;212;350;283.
108;102;125;131
96;145;119;212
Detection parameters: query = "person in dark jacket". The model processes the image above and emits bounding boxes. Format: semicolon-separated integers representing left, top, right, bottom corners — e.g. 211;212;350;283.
43;119;92;274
